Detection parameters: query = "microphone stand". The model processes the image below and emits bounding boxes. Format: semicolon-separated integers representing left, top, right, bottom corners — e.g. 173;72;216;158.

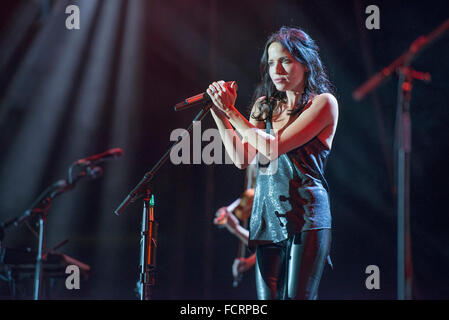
352;18;449;300
8;181;71;300
114;104;212;300
33;207;47;300
3;163;102;299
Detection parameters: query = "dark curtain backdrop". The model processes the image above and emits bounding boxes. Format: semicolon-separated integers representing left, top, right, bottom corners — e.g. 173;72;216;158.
0;0;448;299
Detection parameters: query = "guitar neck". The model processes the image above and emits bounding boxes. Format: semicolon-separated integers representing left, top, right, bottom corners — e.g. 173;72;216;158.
236;219;249;258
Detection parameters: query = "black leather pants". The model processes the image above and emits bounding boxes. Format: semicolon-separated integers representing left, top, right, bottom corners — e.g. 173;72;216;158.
255;229;332;300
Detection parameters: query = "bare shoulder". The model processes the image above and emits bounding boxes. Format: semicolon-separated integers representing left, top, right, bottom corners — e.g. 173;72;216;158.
311;93;338;109
310;93;339;119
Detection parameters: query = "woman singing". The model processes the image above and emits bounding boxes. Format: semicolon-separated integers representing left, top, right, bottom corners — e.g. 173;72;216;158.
207;27;338;300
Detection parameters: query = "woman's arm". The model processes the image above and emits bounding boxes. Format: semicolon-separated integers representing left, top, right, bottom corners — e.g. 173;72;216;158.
210;81;338;160
208;82;265;169
210;107;257;169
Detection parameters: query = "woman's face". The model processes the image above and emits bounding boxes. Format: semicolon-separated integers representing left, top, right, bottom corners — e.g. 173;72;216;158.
267;42;307;93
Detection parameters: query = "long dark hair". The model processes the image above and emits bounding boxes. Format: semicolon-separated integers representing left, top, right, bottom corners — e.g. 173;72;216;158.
251;27;334;121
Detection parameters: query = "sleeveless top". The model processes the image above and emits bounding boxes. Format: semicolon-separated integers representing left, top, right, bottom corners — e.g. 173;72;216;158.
248;108;332;247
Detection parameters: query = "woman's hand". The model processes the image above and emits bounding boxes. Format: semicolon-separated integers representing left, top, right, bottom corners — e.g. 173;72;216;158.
206;80;238;115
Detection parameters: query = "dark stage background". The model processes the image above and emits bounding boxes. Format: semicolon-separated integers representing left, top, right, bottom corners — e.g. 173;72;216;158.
0;0;448;299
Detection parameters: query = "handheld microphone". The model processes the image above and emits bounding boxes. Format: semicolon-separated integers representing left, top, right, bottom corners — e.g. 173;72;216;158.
75;148;123;165
174;81;237;112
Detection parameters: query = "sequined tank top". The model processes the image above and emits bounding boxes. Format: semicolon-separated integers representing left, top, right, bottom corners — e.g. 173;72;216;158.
248;109;332;247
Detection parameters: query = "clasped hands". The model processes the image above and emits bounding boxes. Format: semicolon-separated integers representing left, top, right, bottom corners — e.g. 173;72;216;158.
206;80;238;117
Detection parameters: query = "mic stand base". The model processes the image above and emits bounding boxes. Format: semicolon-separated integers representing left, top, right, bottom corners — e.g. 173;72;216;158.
116;104;211;299
138;189;157;300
